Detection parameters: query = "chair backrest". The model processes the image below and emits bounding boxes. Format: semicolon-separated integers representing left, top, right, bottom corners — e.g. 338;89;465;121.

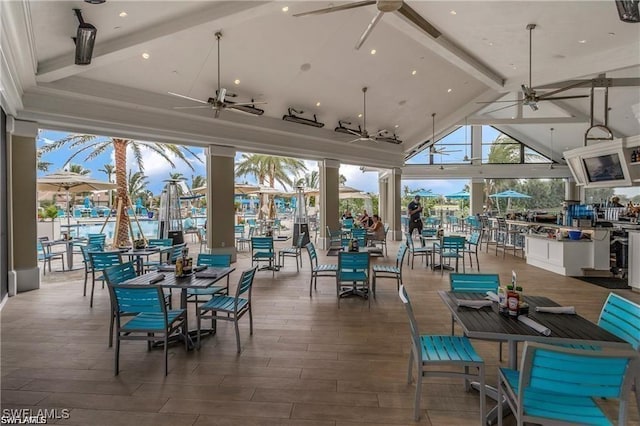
518;341;637;403
441;236;466;250
235;266;258;299
251;237;274;252
342;218;354;229
421;228;437;238
234;225;245;237
398;285;421;354
247;218;257;227
87;233;106;247
81;243;103;262
450;273;500;293
351;228;367;240
337;252;369;279
598;292;640;350
405;232;416;250
197;253;231;267
104;262;137;285
395;244;408;269
305;242;318;267
90;251;122;270
148;238;173;247
109;285;166;315
169;243;186;262
326;226;341;240
467;231;481;246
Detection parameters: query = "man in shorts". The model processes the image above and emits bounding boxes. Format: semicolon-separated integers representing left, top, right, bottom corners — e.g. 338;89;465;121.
407;195;423;237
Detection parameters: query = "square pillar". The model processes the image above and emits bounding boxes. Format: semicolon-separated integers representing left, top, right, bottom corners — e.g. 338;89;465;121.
378;172;388;219
470;178;484;216
318;159;340;249
206;145;236;262
7;118;39;293
389;168;402;241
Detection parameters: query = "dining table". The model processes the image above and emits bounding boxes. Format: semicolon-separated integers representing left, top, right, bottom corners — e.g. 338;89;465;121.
123;266;235;349
42;238;82;270
119;246;173;275
438;290;631;424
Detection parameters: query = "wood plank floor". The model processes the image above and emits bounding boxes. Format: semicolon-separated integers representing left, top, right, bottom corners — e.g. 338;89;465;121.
2;237;639;425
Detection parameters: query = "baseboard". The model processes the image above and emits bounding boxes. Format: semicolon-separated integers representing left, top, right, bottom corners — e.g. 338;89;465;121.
9;267;41;293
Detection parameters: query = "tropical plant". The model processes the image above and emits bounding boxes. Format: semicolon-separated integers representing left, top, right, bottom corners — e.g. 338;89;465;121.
41;135;202;247
68;164;91;175
235;154;307;190
36;149;52;172
339;174;347;185
191;174;206;191
295;170;319;189
128;171;149;200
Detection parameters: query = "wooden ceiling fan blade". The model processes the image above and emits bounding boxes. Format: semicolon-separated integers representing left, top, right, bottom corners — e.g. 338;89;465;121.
397;3;441;38
539;95;589;101
483;102;521;114
168;92;208;104
355;10;384;49
294;0;375;17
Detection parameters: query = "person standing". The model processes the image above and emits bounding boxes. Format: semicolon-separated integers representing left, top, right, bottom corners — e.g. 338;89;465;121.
407;195;423;237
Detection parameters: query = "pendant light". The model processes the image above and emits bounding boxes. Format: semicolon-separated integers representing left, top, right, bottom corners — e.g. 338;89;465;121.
548;127;555;169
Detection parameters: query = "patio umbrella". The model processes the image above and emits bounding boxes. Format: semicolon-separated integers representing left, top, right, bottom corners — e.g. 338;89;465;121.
445;190;470;199
37;171;117;228
191;183;261;195
409;189;440;198
489;190;531;214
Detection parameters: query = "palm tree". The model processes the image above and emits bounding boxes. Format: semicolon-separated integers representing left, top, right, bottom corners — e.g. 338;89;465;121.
98;164;115;208
235;154;306;190
168;172;187;195
339;174;347;185
36;149;52;172
128;171;149;200
41;135;202;247
295;170;319;188
68;164;90;175
191;175;206;191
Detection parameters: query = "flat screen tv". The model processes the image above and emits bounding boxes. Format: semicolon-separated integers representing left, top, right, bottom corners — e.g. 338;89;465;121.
582;153;626;182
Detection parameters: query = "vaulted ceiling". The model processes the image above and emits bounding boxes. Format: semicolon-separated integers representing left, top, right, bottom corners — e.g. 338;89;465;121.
2;1;639;170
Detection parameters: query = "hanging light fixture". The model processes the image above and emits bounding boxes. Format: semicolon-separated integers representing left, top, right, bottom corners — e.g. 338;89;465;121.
548;127;555;169
616;0;640;22
72;9;97;65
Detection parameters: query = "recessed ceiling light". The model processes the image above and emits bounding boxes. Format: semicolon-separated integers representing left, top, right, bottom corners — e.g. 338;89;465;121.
411;70;417;75
358;113;363;118
450;10;457;15
234;79;240;85
141;52;150;59
370;49;376;55
447;88;452;93
316;101;321;107
119;11;127;17
394;124;399;128
488;42;493;46
282;6;289;12
608;32;616;36
578;39;587;44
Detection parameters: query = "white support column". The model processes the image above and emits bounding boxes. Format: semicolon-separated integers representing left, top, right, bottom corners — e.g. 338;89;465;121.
7;117;39;294
206;145;236;261
471;124;482;166
318;159;340;249
389;168;402;241
564;178;579;202
378;172;388;221
470;178;484;216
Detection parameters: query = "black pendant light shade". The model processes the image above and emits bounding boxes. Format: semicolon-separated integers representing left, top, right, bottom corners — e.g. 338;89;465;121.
73;9;97;65
616;0;640;22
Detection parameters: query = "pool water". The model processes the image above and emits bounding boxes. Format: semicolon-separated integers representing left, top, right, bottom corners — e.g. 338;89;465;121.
76;220;159;240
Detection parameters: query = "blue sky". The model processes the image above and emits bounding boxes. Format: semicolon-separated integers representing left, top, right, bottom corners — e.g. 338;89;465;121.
37;129;470;196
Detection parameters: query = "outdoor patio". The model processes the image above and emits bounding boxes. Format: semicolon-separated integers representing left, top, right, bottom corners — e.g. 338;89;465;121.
2;237;639;425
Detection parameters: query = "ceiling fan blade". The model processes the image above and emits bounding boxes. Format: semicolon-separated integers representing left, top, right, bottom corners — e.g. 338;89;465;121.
168;92;208;104
347;137;364;144
535;80;591;99
538;94;589;101
227;101;268;107
355;10;384;50
374;129;388;136
477;100;524;104
346;129;363;137
173;106;212;110
293;0;375;17
483;102;521;114
397;3;442;39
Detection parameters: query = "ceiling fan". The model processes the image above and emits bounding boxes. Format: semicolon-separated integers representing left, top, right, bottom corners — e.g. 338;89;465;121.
346;87;388;143
294;0;441;50
478;24;589;114
168;32;266;118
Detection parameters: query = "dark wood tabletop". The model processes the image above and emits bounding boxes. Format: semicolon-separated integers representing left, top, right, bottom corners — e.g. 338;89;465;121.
438;290;628;362
123;267;234;289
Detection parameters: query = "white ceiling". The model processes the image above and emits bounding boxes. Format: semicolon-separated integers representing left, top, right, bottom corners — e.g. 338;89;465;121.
5;0;640;170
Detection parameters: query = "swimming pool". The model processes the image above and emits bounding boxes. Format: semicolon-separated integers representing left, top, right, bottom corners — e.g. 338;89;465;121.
73;216;206;240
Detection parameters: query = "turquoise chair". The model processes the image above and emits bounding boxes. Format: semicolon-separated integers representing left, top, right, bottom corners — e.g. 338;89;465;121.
103;262;137;347
461;231;482;271
87;233;106;247
89;251;122;308
351;228;367;247
497;341;638;426
326;226;342;250
433;236;466;275
337;251;370;309
57;208;66;218
405;232;431;269
186;253;232;303
196;266;258;353
251;237;276;276
372;244;407;296
305;242;337;297
234;225;247;250
108;284;187;375
144;238;173;270
37;238;65;275
73;209;82;218
342;218;354;229
399;285;485;422
246;218;257;228
80;243;103;297
278;232;306;272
